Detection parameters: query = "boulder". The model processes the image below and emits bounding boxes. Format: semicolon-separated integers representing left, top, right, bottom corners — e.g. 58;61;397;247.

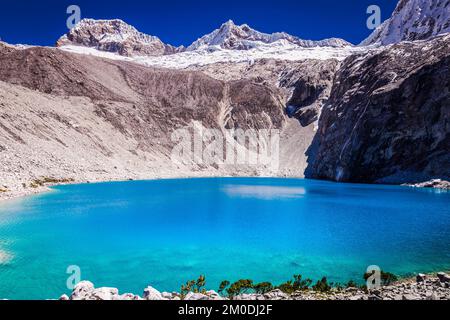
437;272;450;283
143;286;162;300
402;294;420;300
90;287;119;300
70;281;95;300
416;274;427;283
161;292;173;299
205;290;223;300
184;292;209;300
263;289;289;300
118;293;141;300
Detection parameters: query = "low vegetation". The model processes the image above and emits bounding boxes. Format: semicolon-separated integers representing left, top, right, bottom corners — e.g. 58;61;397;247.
180;275;207;298
182;270;398;299
29;177;75;188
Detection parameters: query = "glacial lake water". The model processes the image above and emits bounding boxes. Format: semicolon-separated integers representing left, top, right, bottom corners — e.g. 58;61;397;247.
0;178;449;299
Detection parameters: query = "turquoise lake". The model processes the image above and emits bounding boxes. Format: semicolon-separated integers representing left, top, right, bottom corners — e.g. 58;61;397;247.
0;178;449;299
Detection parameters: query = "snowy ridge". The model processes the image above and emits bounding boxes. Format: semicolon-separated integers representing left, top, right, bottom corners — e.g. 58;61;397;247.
362;0;450;46
60;42;366;69
57;18;363;69
187;20;352;51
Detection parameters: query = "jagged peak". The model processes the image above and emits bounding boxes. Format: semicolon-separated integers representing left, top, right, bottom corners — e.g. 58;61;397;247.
187;20;352;51
57;18;182;57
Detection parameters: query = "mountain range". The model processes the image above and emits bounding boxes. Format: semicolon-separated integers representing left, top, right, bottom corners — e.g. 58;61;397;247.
0;0;449;200
56;18;352;57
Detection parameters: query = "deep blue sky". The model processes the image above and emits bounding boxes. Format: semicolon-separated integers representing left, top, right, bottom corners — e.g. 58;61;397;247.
0;0;398;46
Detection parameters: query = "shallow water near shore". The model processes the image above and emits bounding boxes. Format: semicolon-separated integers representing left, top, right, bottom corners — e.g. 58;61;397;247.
0;178;449;299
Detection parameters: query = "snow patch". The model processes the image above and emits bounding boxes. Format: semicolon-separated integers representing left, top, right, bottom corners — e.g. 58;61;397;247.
60;43;367;69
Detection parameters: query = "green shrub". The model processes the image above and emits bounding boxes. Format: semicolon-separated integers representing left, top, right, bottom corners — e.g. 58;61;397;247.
254;282;274;294
180;275;207;298
277;274;312;294
226;279;254;298
312;277;332;292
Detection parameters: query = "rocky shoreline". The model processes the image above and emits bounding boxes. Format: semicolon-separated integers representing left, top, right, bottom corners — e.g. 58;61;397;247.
2;176;449;203
60;272;450;301
405;179;450;191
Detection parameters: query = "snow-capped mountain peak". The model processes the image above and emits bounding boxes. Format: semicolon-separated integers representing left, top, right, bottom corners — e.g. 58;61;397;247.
56;18;182;56
362;0;450;46
57;18;364;69
187;20;352;51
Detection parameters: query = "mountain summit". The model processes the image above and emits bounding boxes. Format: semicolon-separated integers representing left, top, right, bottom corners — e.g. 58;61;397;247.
187;20;352;51
56;19;183;56
362;0;450;45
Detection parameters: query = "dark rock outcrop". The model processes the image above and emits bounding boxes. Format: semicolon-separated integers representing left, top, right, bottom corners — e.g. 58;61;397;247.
308;34;450;184
281;60;340;126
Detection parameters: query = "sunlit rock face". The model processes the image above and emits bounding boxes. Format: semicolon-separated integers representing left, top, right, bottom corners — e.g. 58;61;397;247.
362;0;450;46
308;34;450;184
56;19;183;56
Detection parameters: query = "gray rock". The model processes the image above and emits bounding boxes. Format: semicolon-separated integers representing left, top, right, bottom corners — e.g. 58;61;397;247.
437;272;450;283
56;19;182;57
427;292;439;300
161;292;173;299
70;281;95;300
263;289;289;300
143;286;162;300
90;287;119;300
59;294;69;301
184;292;209;300
118;293;140;300
402;294;420;300
205;290;223;300
370;289;381;296
416;274;427;283
307;35;450;185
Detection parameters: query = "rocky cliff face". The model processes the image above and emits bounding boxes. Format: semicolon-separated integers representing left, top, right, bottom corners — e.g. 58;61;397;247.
56;19;182;56
308;34;450;184
362;0;450;45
